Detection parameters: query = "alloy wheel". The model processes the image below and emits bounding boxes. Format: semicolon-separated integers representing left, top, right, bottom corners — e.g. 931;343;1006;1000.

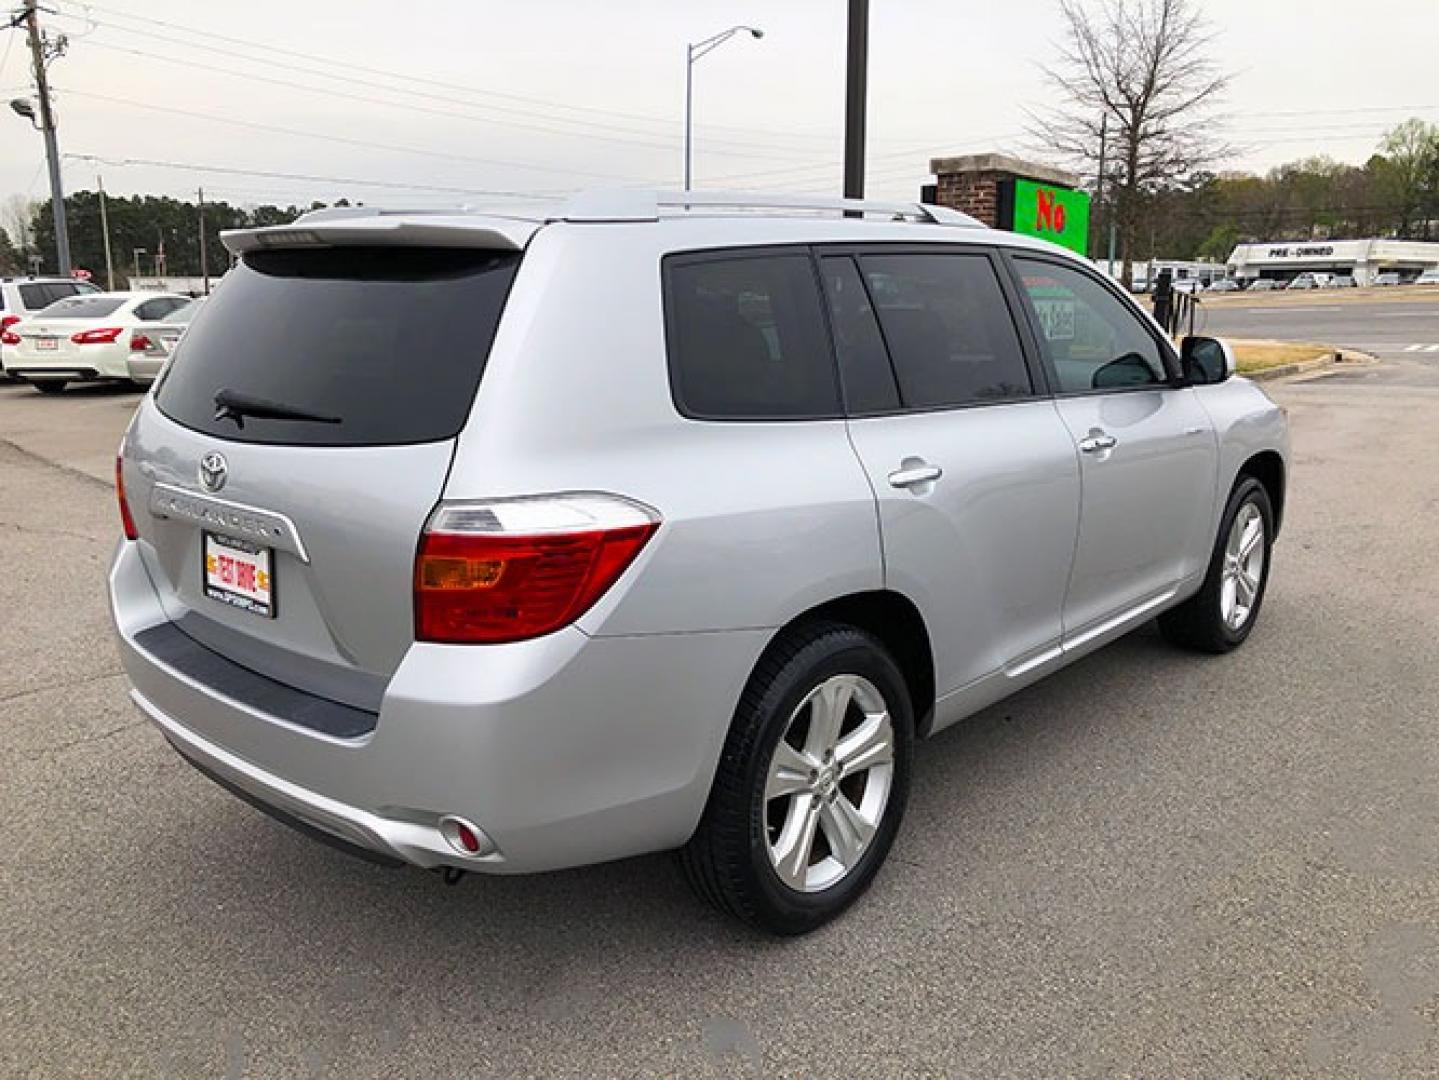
763;674;895;893
1220;501;1266;630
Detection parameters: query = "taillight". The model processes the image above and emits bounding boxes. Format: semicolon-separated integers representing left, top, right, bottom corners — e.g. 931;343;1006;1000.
0;330;18;346
72;327;123;345
116;446;138;541
1;315;19;332
414;494;659;644
130;334;153;352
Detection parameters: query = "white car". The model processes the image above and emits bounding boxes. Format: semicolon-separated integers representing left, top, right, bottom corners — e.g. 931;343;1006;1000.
1414;269;1439;286
0;276;101;378
2;291;190;393
126;298;204;385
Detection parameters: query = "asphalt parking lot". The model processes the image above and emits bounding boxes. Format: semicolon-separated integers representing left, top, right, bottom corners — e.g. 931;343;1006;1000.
2;303;1438;1076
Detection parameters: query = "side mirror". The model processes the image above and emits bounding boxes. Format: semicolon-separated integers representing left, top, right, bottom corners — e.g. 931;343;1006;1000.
1180;335;1236;385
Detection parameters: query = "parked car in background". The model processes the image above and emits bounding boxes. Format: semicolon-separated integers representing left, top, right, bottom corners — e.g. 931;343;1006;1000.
1248;278;1279;291
3;291;190;393
110;191;1290;934
1414;268;1439;286
1374;272;1402;287
126;298;204;385
1329;275;1356;288
1286;273;1327;290
1208;279;1242;292
0;276;102;378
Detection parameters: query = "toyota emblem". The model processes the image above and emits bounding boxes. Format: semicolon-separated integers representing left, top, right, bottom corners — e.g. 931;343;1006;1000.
198;451;228;493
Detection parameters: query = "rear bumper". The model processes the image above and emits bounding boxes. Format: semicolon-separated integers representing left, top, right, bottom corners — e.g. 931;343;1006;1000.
126;355;164;382
109;539;766;874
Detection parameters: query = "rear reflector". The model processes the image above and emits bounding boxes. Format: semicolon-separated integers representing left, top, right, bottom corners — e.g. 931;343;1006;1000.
116;445;138;541
72;326;123;345
415;493;659;644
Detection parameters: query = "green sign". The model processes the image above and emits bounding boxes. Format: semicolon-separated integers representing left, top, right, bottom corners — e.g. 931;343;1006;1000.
1008;178;1091;256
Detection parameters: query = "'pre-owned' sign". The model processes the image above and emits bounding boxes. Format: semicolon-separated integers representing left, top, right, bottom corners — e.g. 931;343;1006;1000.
1005;178;1091;256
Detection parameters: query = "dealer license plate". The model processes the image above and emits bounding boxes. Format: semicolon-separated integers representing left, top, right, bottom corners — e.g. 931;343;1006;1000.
203;532;275;617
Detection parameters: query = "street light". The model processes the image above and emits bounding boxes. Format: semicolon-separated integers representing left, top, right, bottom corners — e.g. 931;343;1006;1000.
685;25;763;191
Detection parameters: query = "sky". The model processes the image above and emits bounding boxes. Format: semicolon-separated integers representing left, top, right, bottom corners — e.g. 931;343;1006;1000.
0;0;1436;213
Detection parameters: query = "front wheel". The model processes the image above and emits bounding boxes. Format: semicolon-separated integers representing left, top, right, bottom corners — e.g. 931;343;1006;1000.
681;623;913;935
1160;476;1274;653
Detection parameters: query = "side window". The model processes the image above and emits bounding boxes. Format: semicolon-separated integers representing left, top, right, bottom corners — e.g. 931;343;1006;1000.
134;300;163;321
1014;257;1168;393
666;253;839;419
819;256;899;413
857;254;1033;409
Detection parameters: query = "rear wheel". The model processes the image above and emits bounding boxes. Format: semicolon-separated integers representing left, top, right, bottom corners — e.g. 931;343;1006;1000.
681;623;913;935
31;380;67;395
1159;476;1274;653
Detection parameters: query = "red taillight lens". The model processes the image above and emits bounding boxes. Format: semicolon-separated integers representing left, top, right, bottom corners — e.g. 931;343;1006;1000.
1;315;20;332
72;326;123;345
0;330;18;346
414;494;659;644
130;334;153;351
116;449;138;541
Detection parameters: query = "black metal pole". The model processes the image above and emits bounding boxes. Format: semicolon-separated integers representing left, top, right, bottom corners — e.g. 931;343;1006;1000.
843;0;868;200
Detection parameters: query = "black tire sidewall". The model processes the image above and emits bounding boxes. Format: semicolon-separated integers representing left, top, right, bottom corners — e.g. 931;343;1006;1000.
740;629;913;933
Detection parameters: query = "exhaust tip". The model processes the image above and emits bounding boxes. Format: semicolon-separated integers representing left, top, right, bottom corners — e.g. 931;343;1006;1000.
438;815;492;857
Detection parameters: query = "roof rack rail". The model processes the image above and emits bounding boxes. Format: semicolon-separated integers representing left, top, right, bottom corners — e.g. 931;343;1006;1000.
558;188;983;228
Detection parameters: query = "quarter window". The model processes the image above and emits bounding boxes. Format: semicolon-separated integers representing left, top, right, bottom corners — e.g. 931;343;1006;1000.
666;253;840;419
856;254;1033;409
1013;257;1168;392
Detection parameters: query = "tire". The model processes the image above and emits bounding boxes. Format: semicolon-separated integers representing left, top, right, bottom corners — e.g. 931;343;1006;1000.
31;380;67;394
681;622;914;935
1159;476;1274;653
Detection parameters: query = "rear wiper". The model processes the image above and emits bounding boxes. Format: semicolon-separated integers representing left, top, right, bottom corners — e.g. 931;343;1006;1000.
213;388;341;429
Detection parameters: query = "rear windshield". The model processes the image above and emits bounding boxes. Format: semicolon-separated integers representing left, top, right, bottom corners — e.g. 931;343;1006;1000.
155;246;521;447
39;296;126;319
21;282;96;309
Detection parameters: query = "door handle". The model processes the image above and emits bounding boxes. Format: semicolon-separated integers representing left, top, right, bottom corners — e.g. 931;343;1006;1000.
1077;432;1118;454
888;463;943;489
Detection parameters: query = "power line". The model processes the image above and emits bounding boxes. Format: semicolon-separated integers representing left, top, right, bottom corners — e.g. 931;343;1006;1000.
61;153;566;200
72;37;801;162
57;0;864;147
53;87;641;185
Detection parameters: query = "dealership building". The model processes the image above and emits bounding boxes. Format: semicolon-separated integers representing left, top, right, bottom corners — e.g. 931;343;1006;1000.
1226;238;1439;286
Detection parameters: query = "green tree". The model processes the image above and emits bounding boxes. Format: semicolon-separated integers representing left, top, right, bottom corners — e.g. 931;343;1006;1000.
0;226;21;275
1378;118;1439;239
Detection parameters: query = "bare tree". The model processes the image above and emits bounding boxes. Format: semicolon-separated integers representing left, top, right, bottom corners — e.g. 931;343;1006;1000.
1030;0;1228;286
1379;118;1439;239
1;195;41;261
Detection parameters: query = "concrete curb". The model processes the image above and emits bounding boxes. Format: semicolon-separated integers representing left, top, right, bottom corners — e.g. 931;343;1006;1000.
1244;349;1378;383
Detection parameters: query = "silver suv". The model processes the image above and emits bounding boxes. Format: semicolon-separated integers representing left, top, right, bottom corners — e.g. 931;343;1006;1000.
110;191;1289;934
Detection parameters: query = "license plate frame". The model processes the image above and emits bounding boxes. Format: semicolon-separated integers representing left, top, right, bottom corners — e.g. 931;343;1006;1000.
202;531;276;618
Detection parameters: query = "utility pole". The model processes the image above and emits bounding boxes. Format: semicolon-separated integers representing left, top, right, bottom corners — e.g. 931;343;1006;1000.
842;0;869;201
97;175;115;290
1094;114;1107;267
22;0;70;275
197;187;209;295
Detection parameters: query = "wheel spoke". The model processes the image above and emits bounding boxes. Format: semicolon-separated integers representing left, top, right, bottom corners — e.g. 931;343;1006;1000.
819;793;875;869
1236;569;1257;607
834;711;893;777
766;741;814;802
1238;517;1263;561
771;793;820;889
804;678;853;759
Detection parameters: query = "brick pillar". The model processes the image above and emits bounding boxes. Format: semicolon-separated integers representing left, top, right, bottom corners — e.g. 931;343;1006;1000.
928;153;1080;229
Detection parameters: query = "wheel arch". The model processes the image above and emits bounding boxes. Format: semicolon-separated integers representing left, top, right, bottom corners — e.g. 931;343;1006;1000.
765;590;937;738
1237;450;1286;535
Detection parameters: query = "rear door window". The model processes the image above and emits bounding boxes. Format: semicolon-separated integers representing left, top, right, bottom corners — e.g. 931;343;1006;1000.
155;246;520;446
856;253;1034;408
38;296;126;319
664;252;840;419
